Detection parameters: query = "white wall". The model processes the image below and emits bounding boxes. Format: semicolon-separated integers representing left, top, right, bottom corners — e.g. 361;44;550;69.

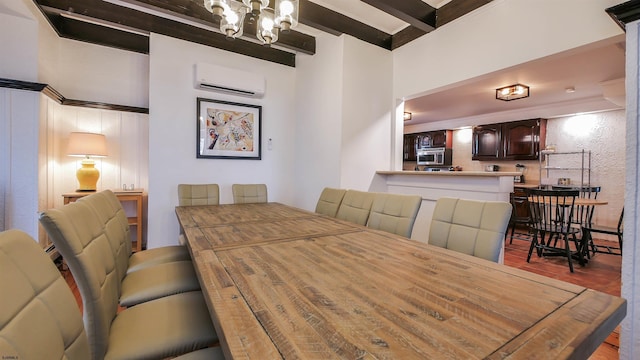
293;31;345;210
56;39;149;108
147;33;298;248
0;1;38;82
622;18;640;360
340;36;393;191
0;88;41;237
393;0;623;102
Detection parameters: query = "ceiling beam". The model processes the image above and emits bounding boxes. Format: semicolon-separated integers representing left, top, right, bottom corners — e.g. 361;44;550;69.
436;0;493;27
299;0;392;49
606;0;640;31
360;0;436;33
102;0;315;54
33;0;311;66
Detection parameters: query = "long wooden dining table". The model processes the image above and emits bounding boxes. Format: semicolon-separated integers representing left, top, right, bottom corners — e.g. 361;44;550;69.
176;202;626;359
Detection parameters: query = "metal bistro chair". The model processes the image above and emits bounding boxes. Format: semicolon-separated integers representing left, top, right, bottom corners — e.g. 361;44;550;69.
527;188;582;272
583;208;624;256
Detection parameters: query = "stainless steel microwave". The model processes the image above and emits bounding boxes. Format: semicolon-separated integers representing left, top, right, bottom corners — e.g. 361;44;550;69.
416;148;452;166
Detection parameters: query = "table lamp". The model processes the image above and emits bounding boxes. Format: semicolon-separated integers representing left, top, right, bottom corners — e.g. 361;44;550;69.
67;132;107;191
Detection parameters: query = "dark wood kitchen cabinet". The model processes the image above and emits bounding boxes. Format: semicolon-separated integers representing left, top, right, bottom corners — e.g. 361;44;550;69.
503;119;546;160
403;133;419;161
472;124;501;160
473;119;546;161
430;130;451;148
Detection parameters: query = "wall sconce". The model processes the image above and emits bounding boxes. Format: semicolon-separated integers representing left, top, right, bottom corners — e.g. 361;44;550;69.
403;112;412;121
496;83;530;101
67;132;108;191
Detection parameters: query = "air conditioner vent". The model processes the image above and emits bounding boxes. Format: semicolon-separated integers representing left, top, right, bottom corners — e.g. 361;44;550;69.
195;63;265;98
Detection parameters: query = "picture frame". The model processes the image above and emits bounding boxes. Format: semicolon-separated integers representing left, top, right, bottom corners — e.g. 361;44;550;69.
196;98;262;160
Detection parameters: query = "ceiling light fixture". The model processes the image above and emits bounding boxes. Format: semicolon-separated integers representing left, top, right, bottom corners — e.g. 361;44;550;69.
496;83;530;101
204;0;299;46
403;112;412;121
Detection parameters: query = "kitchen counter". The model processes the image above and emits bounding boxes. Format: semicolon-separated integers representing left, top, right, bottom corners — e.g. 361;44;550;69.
379;170;520;176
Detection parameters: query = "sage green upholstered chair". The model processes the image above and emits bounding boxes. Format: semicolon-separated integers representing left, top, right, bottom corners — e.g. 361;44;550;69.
428;197;512;263
0;229;222;360
79;190;191;275
177;184;221;244
39;191;216;359
335;190;376;226
178;184;220;206
315;187;347;217
0;229;91;360
367;193;423;238
65;190;200;307
232;183;268;204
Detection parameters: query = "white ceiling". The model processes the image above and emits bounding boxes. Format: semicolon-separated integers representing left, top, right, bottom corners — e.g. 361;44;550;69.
308;1;625;128
403;38;626;127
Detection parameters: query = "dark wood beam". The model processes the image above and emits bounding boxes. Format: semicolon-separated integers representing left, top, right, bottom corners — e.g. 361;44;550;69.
299;0;392;49
360;0;436;33
108;0;315;54
391;26;426;50
42;9;150;53
436;0;493;27
33;0;305;66
606;0;640;31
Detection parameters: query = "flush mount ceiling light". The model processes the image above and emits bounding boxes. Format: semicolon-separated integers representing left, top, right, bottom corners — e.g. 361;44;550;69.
204;0;299;46
403;112;412;121
496;83;530;101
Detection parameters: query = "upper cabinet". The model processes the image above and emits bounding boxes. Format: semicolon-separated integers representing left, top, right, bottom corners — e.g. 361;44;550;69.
404;130;452;162
403;133;419;161
472;119;546;161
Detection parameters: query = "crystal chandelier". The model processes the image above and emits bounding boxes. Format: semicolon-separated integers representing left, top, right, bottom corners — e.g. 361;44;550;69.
204;0;299;46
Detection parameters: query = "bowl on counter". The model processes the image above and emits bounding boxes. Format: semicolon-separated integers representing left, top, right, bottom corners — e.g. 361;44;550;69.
485;165;500;172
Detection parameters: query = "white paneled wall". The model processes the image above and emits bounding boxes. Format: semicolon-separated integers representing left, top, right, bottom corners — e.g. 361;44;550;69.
41;98;149;208
0;88;40;237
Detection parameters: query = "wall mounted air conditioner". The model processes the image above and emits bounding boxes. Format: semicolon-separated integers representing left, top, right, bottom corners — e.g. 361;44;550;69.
195;62;265;98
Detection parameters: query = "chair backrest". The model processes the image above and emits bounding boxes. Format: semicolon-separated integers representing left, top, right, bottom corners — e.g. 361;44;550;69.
367;193;422;237
428;197;512;262
178;184;220;206
0;229;91;359
335;190;376;226
39;190;126;359
315;187;347;217
527;188;579;234
232;184;268;204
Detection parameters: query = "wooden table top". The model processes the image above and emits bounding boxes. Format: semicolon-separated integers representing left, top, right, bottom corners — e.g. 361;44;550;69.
177;203;626;359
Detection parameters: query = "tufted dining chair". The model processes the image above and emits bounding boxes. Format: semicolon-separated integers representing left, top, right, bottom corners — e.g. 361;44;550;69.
0;229;91;360
367;193;422;238
232;183;268;204
0;228;223;360
178;184;220;206
429;197;512;263
315;187;347;217
335;190;377;226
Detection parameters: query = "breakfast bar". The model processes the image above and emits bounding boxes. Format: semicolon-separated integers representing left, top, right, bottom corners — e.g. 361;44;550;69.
176;203;626;360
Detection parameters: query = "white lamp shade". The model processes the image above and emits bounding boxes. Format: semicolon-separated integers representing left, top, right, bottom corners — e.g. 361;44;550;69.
67;132;108;157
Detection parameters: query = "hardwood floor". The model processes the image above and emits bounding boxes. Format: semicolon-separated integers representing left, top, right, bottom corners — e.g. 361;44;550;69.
60;229;622;359
505;230;622;359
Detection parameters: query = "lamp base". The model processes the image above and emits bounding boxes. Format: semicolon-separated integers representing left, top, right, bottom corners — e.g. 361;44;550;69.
76;159;100;191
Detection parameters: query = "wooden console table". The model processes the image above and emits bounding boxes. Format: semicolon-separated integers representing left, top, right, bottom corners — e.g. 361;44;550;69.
62;190;145;252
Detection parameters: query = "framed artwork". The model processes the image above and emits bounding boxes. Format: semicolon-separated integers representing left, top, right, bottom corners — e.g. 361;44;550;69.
196;98;262;159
